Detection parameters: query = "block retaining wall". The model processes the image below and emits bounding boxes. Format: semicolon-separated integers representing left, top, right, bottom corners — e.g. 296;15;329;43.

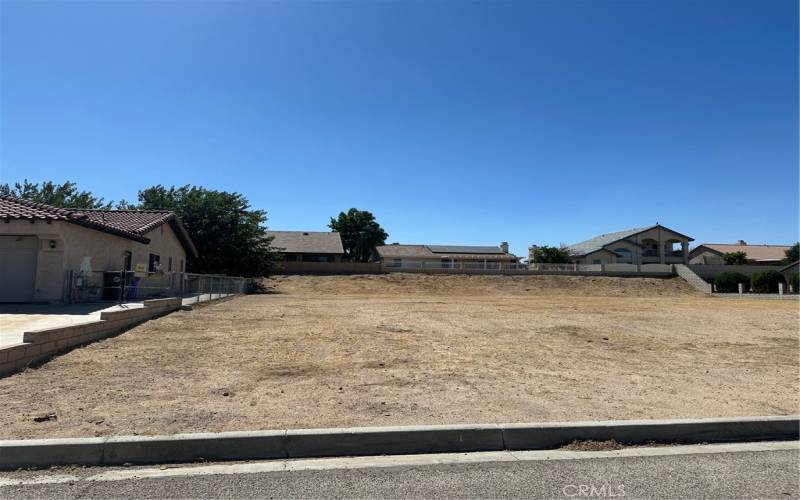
387;268;675;278
0;298;182;378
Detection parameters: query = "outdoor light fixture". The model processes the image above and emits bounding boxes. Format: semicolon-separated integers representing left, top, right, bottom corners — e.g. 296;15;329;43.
49;240;56;249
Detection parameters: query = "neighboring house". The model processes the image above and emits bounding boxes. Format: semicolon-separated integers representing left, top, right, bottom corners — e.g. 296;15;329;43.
555;224;693;265
267;231;344;263
0;195;198;303
689;241;793;265
780;261;799;285
376;242;519;269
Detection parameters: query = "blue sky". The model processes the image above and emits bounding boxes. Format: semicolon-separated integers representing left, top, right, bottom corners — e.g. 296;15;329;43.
1;0;797;256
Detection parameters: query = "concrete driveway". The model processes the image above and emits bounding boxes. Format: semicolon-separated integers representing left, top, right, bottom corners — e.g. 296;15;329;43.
0;302;144;348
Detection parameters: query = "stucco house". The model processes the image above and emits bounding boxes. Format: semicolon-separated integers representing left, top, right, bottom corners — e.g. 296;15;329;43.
266;231;345;263
780;261;798;286
554;224;693;265
0;195;197;303
689;241;793;265
376;242;519;270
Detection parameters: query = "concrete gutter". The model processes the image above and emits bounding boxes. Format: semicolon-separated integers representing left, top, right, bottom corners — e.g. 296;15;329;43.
0;416;796;470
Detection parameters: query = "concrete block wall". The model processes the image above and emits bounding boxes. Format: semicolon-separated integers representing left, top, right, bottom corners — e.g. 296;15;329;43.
687;264;785;281
279;261;384;275
0;298;182;378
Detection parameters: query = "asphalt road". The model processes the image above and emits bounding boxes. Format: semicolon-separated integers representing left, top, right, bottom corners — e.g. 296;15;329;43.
1;445;797;499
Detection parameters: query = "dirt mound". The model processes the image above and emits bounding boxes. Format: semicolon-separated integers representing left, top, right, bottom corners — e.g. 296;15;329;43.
267;273;701;297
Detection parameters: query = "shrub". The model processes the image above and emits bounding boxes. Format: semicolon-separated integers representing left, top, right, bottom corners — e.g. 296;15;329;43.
750;270;785;293
789;273;799;293
722;251;747;265
531;245;572;264
245;279;271;294
714;271;749;293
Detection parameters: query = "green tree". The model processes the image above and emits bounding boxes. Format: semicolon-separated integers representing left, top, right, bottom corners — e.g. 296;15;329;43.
785;243;799;264
131;185;276;277
531;245;572;263
328;208;388;262
722;251;748;265
0;179;112;209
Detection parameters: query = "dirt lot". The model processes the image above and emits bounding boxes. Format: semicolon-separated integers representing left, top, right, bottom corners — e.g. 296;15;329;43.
1;274;797;439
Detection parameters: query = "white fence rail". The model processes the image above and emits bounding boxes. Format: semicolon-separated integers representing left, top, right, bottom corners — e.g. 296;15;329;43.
528;263;673;273
383;261;530;272
383;261;675;275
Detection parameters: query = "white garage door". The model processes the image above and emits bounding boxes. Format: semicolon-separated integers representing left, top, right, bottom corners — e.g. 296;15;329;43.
0;236;38;302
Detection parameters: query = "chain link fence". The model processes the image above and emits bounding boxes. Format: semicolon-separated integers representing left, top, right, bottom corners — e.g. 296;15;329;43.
64;269;249;305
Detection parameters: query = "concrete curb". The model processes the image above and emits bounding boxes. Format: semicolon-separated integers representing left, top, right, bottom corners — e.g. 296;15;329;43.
0;416;796;470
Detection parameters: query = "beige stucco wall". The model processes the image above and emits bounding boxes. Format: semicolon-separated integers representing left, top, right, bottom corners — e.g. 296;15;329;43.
610;227;689;265
0;219;187;302
572;249;617;265
689;250;723;265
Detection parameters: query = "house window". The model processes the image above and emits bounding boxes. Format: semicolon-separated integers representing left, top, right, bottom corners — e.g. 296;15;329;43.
180;259;184;272
148;253;161;273
122;251;132;271
592;259;603;265
613;248;632;264
168;257;173;272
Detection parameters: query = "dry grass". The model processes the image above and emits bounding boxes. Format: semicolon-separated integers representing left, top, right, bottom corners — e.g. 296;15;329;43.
0;274;797;439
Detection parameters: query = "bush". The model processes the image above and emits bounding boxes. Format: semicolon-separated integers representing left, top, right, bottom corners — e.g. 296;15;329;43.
750;270;785;293
722;251;747;265
531;245;572;264
789;273;799;293
245;279;272;294
714;271;750;293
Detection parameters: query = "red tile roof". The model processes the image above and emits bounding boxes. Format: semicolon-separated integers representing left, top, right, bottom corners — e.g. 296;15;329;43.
0;195;198;257
0;195;74;221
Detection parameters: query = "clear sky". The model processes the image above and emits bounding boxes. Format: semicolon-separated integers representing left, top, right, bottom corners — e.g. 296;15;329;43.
1;0;797;256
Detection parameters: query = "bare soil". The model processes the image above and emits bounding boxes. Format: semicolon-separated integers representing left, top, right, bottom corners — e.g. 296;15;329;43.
1;274;797;439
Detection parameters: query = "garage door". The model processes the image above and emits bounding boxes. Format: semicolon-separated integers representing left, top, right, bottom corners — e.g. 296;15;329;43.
0;236;38;302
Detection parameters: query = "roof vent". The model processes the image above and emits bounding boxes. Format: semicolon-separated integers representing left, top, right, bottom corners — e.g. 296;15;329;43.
736;239;747;245
392;242;399;245
303;232;309;235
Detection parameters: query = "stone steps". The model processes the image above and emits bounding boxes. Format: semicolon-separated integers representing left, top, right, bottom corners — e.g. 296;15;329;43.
674;264;712;293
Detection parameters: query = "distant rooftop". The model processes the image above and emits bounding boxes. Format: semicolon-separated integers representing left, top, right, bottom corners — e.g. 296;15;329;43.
266;230;344;254
565;227;649;257
692;243;792;262
376;243;517;261
565;224;694;257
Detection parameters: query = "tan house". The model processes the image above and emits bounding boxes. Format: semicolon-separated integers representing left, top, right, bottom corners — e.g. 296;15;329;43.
556;224;693;265
267;231;344;263
377;242;519;270
0;195;197;303
689;241;792;265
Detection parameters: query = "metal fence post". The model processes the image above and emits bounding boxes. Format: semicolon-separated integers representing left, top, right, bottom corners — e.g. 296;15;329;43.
119;268;125;306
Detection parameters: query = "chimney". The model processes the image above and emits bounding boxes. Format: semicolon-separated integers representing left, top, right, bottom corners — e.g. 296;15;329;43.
736;239;747;245
500;242;509;254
